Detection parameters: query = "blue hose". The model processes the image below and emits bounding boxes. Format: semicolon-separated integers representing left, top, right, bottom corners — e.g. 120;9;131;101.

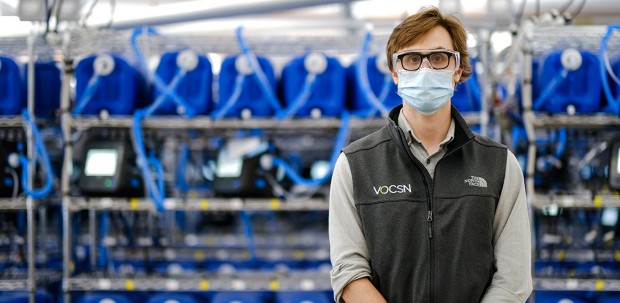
175;143;210;192
149;153;166;200
73;75;101;115
236;27;282;112
17;211;26;237
239;211;257;263
367;75;394;117
131;110;165;212
599;24;620;115
211;74;245;119
98;211;109;268
130;27;203;211
356;30;390;118
145;68;188;117
532;68;569;111
277;73;318;119
19;109;54;199
469;76;482;104
555;128;567;159
130;27;196;118
271;111;350;187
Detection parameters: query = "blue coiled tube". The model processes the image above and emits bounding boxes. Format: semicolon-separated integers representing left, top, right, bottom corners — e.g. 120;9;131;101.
19;109;54;199
236;27;282;113
599;24;620;115
356;30;390;118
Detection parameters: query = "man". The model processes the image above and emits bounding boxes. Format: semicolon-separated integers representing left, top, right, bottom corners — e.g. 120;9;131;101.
329;6;532;303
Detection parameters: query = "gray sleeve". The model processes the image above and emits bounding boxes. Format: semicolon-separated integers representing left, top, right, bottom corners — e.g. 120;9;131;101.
481;150;533;303
329;153;372;303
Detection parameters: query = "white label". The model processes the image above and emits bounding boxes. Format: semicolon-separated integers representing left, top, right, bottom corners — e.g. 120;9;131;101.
566;279;578;290
166;279;179;291
300;279;315;290
164;199;176;209
98;279;112;290
231;279;246;290
100;198;113;207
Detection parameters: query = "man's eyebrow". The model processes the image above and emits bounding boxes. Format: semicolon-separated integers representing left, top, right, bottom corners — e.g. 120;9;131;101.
400;47;450;52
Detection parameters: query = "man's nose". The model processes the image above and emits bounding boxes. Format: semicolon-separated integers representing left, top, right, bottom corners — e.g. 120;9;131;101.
420;57;432;69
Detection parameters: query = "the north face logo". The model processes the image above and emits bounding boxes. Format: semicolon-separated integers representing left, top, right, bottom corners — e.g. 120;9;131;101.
465;176;487;188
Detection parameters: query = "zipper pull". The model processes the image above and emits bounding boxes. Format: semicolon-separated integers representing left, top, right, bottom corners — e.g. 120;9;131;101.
427;211;433;239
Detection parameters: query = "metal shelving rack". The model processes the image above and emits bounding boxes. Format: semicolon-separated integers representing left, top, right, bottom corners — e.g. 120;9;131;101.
44;21;493;302
0;198;28;211
0;198;30;294
68;197;328;212
0;114;36;303
57;30;435;302
535;278;620;291
532;194;620;209
67;270;331;292
521;25;620;297
0;34;54;303
60;123;337;301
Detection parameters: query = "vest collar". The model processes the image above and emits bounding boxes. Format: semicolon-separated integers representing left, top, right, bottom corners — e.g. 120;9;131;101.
388;104;474;153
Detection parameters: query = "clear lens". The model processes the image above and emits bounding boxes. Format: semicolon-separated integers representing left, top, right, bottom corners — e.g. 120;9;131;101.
393;50;459;72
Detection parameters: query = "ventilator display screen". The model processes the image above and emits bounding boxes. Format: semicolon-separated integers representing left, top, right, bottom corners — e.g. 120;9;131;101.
216;148;242;178
602;208;619;227
84;149;118;177
610;141;620;191
617;147;620;174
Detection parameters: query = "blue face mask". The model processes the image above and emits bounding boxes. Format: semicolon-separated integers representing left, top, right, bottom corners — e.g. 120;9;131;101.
397;68;455;115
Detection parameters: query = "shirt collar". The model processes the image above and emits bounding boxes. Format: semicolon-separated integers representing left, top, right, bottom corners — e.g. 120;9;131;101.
397;109;455;148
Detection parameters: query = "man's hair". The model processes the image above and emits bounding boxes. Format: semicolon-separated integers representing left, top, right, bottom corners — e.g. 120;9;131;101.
386;6;472;82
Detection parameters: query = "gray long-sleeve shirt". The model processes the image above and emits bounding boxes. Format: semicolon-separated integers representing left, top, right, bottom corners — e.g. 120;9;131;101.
329;111;533;302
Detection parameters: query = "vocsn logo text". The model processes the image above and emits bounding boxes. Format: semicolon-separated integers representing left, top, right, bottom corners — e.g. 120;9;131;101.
373;184;412;195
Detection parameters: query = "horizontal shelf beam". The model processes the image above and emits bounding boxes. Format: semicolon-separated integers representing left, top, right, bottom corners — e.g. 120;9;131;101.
532;194;620;208
68;197;328;212
537;249;619;262
0;117;24;128
532;114;620;128
0;198;27;210
535;278;620;291
68;273;331;292
71;114;482;130
0;279;28;291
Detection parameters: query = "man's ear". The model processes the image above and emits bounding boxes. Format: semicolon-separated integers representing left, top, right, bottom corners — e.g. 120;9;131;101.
392;70;399;85
453;68;463;84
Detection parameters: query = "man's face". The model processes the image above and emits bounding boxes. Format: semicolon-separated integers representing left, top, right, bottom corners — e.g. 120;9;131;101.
392;25;463;86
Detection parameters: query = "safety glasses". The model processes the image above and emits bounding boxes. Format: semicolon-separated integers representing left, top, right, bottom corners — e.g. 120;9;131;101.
392;49;460;72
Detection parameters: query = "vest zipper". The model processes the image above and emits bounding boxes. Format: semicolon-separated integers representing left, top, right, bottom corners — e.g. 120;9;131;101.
429;180;435;303
393;124;435;303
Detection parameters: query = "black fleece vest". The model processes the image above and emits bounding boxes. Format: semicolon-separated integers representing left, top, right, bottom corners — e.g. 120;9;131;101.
342;105;507;303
